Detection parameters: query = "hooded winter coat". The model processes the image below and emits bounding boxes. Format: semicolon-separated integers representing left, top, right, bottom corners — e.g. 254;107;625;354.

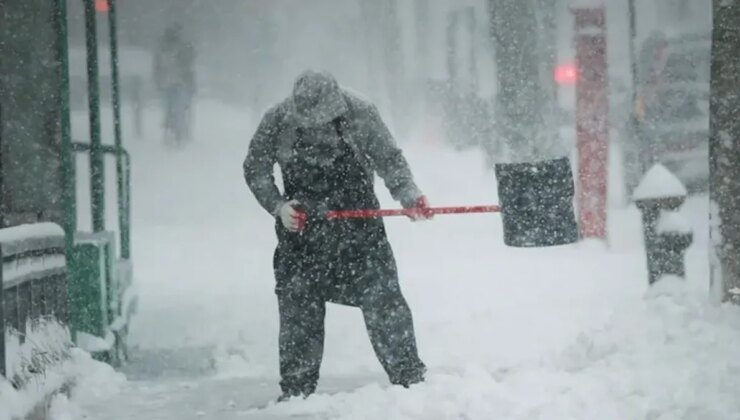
243;71;422;218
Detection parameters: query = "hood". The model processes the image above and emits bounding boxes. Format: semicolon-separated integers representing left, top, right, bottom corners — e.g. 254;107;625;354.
290;70;348;128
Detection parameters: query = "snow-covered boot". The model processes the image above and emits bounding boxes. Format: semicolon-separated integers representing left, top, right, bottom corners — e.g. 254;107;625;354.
393;365;427;388
277;389;309;403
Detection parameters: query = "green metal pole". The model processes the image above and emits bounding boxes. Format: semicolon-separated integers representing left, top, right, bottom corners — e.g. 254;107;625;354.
107;0;129;259
55;0;76;251
84;0;105;233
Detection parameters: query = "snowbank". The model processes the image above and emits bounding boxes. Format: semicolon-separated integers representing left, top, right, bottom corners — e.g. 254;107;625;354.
1;320;67;419
3;320;70;391
0;318;124;420
0;348;125;420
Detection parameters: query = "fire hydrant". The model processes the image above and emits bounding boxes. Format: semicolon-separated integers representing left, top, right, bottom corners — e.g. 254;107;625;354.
633;163;693;285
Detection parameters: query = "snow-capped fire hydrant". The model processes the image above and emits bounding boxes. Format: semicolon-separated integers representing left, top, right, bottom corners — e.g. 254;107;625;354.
633;164;693;285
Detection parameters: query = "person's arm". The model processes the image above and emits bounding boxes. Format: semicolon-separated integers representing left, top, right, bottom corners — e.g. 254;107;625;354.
364;105;423;208
243;111;285;216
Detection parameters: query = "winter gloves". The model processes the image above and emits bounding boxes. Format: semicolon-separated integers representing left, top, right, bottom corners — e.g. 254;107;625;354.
279;200;308;232
407;195;434;221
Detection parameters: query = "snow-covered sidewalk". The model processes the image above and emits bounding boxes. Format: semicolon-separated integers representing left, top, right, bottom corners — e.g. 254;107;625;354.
64;101;740;420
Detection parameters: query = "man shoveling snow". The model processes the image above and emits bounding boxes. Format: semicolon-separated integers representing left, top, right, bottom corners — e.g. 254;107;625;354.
243;70;432;401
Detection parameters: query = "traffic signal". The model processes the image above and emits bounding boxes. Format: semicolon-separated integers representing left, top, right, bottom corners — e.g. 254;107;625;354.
554;63;578;85
95;0;109;13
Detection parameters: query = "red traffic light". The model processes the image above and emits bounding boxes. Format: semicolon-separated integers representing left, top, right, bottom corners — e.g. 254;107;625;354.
554;63;578;85
95;0;109;12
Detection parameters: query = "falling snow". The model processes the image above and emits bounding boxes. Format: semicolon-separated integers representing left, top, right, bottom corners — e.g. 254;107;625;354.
3;0;737;419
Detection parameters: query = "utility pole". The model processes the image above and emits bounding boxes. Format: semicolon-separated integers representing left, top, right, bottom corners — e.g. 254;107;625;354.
709;0;740;304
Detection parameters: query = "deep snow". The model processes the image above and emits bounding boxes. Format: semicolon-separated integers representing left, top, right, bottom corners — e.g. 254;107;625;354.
0;346;124;420
49;100;740;419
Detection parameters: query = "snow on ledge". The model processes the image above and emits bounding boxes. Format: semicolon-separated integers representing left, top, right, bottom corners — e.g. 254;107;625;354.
0;222;64;244
632;163;687;201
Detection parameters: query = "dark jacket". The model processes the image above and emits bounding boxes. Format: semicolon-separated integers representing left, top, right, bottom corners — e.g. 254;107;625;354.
243;90;422;216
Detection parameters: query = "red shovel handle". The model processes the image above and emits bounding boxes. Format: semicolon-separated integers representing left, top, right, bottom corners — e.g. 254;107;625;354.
325;205;501;220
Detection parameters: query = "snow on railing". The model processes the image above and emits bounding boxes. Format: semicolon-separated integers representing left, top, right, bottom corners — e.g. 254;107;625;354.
1;223;71;386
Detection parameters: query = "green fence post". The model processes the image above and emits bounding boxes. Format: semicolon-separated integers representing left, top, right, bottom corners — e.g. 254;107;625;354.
69;233;113;345
83;0;105;233
106;0;129;259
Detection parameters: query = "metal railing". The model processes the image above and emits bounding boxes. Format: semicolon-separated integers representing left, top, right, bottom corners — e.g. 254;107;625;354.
71;141;131;259
0;223;69;379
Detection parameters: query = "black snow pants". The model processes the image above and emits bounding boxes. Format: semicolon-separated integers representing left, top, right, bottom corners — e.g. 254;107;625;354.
273;118;426;396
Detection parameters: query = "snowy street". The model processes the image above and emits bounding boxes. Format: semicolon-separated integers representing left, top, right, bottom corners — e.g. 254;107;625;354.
2;1;737;419
64;101;740;420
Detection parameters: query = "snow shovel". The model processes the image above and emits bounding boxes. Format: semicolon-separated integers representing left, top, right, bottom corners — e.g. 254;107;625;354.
325;157;580;248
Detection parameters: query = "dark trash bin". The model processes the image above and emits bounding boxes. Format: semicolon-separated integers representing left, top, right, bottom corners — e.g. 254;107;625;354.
494;156;579;247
